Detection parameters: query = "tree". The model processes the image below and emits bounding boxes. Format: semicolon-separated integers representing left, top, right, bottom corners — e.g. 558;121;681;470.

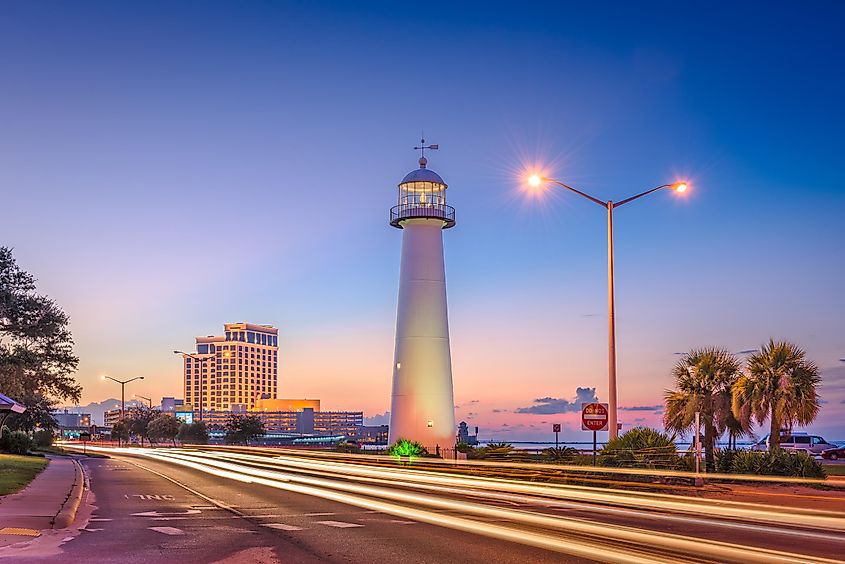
177;421;209;444
111;420;130;446
148;414;181;446
224;414;265;445
0;247;81;430
732;339;821;453
664;347;745;471
128;409;158;447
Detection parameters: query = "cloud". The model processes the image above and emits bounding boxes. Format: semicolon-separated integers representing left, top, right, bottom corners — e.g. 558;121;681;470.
515;387;598;414
619;405;663;412
364;411;390;426
491;408;508;413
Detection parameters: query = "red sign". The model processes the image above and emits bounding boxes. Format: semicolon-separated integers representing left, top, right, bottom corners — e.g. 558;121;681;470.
581;403;609;432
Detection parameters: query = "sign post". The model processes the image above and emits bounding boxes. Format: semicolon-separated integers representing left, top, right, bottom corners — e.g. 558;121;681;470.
581;403;609;466
552;423;561;449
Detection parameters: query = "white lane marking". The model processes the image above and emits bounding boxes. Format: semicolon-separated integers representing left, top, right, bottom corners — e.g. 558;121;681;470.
148;526;185;535
89;518;112;522
389;519;417;525
132;509;201;517
83;528;104;532
316;520;364;528
303;512;336;516
263;523;304;531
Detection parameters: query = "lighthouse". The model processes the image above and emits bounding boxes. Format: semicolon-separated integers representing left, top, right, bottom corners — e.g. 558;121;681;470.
388;140;456;453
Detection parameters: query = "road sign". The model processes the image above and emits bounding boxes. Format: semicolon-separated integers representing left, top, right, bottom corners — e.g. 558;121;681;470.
581;403;609;432
552;424;561;433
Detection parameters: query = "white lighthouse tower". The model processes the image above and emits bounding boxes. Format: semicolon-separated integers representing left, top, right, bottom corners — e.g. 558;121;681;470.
388;140;456;453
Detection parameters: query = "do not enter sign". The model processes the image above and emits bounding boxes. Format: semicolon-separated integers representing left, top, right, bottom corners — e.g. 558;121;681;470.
581;403;609;432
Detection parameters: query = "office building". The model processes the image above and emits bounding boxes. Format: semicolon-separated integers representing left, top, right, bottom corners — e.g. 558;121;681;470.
181;322;279;413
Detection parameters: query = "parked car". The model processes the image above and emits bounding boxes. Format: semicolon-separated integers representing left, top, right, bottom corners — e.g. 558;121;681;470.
821;447;845;460
750;432;837;455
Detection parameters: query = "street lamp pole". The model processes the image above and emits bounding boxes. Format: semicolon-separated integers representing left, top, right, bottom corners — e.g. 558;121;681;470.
174;350;210;422
102;375;145;421
528;176;687;440
134;394;153;409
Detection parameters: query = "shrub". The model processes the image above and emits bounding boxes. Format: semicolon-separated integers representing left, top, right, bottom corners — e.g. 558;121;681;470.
728;450;826;478
714;449;738;474
386;438;427;458
32;429;54;448
2;430;33;454
334;441;363;454
598;427;681;469
542;446;580;463
455;441;475;454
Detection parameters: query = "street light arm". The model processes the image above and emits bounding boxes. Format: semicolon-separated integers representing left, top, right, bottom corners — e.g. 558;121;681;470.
614;184;673;208
544;178;608;209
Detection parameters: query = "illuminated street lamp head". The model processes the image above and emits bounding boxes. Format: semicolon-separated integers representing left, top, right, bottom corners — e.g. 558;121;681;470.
528;174;543;188
672;181;689;193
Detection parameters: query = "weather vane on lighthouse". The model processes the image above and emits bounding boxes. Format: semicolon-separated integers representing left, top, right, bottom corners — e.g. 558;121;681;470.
387;136;457;453
413;137;439;168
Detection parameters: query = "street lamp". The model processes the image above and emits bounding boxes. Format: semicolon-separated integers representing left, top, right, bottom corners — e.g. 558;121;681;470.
101;375;145;421
174;350;212;422
526;174;689;439
133;394;153;409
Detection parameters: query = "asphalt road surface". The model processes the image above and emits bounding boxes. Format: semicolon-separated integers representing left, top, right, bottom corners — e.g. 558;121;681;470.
4;447;845;563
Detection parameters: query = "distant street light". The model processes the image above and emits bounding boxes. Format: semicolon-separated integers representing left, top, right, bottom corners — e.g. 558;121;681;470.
526;174;689;439
101;375;145;421
133;394;153;410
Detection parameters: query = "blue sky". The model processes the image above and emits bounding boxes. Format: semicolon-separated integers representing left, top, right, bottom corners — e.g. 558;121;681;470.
1;2;843;440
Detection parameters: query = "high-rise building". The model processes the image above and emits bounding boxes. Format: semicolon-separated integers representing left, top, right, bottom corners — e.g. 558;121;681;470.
182;322;279;413
388;141;457;451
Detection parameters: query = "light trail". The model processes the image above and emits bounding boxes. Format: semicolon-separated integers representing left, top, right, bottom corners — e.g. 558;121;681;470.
76;445;845;564
175;449;845;544
176;448;845;532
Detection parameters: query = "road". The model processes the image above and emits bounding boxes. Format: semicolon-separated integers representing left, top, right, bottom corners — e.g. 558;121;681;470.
4;446;845;563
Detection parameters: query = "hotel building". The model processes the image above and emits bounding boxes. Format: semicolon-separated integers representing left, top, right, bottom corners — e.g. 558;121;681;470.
182;322;279;413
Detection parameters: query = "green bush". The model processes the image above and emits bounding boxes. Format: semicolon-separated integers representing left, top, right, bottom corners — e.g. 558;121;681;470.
32;429;54;448
714;449;738;474
598;427;682;469
386;438;427;458
1;430;33;454
728;450;826;478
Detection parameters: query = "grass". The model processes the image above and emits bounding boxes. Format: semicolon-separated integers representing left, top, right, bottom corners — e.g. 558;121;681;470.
821;463;845;476
0;454;49;495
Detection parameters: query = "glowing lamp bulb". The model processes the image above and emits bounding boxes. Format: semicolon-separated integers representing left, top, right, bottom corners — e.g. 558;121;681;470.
528;174;542;188
674;182;688;193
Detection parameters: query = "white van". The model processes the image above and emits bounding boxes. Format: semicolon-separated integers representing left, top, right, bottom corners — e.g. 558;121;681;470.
751;432;836;455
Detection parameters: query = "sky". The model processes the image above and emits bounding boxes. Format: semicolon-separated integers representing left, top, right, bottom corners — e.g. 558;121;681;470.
2;1;844;441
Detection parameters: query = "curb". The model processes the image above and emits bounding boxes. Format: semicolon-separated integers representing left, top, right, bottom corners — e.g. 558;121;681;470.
51;458;85;529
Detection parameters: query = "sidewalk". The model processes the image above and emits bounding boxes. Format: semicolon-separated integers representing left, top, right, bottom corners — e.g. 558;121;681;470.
0;455;84;548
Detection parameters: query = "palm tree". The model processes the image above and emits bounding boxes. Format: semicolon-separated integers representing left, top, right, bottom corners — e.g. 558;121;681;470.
732;339;820;453
664;347;743;471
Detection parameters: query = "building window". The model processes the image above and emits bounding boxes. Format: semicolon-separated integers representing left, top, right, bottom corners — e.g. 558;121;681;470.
198;344;209;354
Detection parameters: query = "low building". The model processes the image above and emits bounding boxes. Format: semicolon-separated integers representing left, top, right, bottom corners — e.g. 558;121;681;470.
161;397;185;412
52;410;93;439
359;425;389;444
104;406;148;427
